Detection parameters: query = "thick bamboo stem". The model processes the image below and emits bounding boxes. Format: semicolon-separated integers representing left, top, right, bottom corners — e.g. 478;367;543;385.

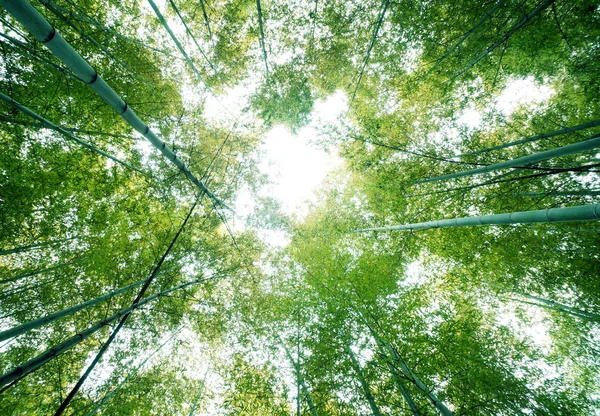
416;133;600;183
357;204;600;233
0;0;229;209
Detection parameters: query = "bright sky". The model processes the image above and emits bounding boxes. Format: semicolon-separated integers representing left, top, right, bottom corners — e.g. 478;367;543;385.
257;93;346;215
229;92;346;246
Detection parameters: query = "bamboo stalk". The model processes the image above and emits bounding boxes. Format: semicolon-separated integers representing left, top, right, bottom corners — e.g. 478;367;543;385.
346;345;382;416
255;0;269;76
455;118;600;158
0;236;78;256
410;0;509;92
86;329;183;416
416;133;600;184
0;92;147;174
357;203;600;233
0;275;213;388
53;200;198;416
454;0;554;78
0;278;147;342
0;0;230;209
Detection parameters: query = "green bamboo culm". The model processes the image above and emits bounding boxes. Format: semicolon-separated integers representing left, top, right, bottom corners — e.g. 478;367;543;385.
0;236;79;256
255;0;269;76
0;275;215;388
146;0;211;89
188;368;210;416
453;0;555;79
86;328;183;416
416;133;600;184
0;278;147;342
356;203;600;233
0;0;231;210
409;0;509;93
346;344;383;416
0;92;147;175
454;118;600;158
283;343;318;416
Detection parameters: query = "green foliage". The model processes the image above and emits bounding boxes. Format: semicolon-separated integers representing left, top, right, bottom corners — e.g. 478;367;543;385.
1;0;600;414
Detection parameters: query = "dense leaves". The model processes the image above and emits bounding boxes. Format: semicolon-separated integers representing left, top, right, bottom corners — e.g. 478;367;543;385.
1;0;599;414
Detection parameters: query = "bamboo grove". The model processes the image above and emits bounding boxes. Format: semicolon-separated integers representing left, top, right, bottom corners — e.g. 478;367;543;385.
0;0;599;414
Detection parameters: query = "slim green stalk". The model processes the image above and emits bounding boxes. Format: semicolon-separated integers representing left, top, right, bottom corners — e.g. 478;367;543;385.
0;92;147;175
346;345;382;416
0;256;90;285
256;0;269;76
0;275;213;388
348;0;391;108
357;203;600;233
0;278;147;342
146;0;210;89
0;0;229;209
416;133;600;183
188;368;210;416
282;343;318;416
0;236;78;256
53;200;199;416
378;345;421;415
455;118;600;158
454;0;554;78
411;0;509;91
167;0;216;72
0;115;138;140
198;0;214;46
86;329;182;416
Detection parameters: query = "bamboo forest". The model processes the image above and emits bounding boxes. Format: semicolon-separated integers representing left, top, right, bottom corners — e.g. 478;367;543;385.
1;0;600;414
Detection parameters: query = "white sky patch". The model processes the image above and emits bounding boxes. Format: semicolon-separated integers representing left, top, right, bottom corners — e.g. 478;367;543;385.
202;80;257;127
229;93;346;246
258;93;346;216
495;77;554;116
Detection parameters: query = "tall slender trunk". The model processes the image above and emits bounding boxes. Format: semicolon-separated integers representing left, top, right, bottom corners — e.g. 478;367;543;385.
0;274;215;389
455;118;600;158
85;329;183;416
348;0;390;107
367;325;453;416
409;162;600;198
411;0;509;91
282;343;318;416
474;190;600;198
255;0;269;76
188;368;210;416
199;0;214;46
501;289;600;321
0;115;137;140
356;203;600;233
0;236;78;256
454;0;554;78
382;341;453;416
0;277;148;342
52;200;198;416
509;298;600;320
0;0;229;209
376;343;421;415
0;256;90;285
146;0;210;89
167;0;215;72
345;344;382;416
0;93;147;175
416;133;600;184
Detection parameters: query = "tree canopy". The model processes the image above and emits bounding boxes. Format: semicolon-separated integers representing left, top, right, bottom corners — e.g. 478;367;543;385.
1;0;599;414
